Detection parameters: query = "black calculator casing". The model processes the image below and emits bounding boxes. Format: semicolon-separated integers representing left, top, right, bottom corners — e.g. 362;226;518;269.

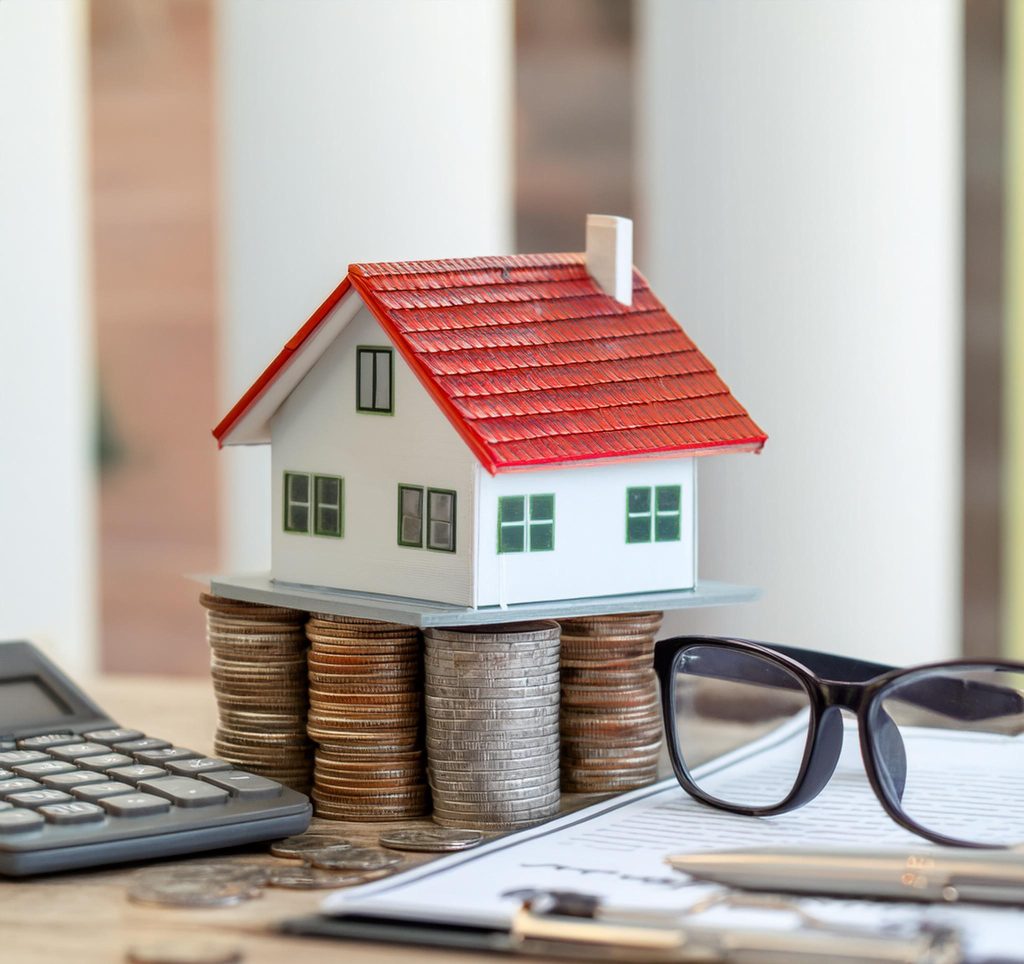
0;640;311;876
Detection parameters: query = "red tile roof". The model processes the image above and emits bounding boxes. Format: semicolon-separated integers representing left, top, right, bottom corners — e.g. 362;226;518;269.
214;253;766;473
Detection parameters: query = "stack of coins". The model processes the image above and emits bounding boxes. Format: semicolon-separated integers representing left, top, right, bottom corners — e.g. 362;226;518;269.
306;613;429;820
200;592;313;792
558;611;664;793
424;622;561;831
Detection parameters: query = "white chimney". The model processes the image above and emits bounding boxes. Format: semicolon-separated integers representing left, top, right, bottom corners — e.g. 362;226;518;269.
585;214;633;306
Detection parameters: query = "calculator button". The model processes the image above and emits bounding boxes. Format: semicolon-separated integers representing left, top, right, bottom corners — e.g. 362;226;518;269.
47;743;111;762
165;758;232;777
106;765;168;785
199;770;282;800
0;779;42;798
0;750;50;766
100;792;170;817
111;737;169;754
82;728;144;745
40;771;108;790
70;781;135;802
0;808;44;833
17;733;76;750
77;753;135;773
39;801;104;825
12;760;76;778
138;776;230;808
6;789;73;809
133;747;200;766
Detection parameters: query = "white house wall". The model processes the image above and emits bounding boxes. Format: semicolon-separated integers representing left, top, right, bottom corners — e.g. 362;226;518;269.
475;459;696;607
270;301;477;605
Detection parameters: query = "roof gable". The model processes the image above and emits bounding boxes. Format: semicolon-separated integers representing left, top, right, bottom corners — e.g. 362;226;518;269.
215;253;766;471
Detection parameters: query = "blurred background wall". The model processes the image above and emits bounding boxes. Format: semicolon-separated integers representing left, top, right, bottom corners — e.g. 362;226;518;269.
1;0;1020;674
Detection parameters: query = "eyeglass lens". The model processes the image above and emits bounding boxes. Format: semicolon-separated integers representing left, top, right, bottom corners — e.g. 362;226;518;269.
671;646;812;808
870;666;1024;847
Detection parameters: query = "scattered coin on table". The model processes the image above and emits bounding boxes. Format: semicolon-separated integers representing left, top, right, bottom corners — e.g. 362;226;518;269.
269;834;353;859
378;828;484;852
125;940;244;964
308;846;403;872
266;865;373;890
127;864;264;909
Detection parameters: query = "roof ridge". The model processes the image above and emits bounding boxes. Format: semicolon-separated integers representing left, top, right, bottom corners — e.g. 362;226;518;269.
350;252;586;278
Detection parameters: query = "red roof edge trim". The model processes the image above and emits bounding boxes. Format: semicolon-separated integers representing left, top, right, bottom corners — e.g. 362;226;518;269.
212;277;353;447
348;273;501;474
494;435;767;472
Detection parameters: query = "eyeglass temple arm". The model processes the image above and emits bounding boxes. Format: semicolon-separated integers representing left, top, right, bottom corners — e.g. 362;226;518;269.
725;642;1024;722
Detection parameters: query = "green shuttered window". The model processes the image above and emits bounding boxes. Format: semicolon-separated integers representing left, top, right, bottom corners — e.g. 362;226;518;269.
498;494;555;553
626;485;681;543
284;472;343;537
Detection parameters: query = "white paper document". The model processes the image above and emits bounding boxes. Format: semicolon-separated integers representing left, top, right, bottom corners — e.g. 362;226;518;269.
323;720;1023;960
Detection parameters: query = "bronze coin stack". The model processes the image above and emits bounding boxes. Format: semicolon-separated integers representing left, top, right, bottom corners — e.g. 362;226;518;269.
424;622;561;832
305;613;429;820
200;592;313;792
557;611;664;793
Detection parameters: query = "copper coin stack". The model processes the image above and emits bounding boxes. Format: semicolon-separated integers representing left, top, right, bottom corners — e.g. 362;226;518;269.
557;611;664;793
305;613;429;821
200;592;313;792
424;621;561;832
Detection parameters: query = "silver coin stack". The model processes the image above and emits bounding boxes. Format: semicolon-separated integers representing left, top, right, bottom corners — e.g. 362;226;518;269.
424;621;561;831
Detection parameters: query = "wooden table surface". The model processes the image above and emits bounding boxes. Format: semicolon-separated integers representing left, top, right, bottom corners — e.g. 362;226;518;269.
0;675;592;964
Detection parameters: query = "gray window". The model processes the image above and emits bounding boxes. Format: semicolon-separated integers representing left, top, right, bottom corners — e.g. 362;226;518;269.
357;347;393;413
284;472;311;533
314;475;343;537
398;485;424;547
427;489;456;552
626;485;682;543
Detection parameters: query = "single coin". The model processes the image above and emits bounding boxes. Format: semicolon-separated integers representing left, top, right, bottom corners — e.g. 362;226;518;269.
378;828;484;852
126;940;244;964
266;866;372;889
269;834;353;859
128;869;263;909
308;846;403;872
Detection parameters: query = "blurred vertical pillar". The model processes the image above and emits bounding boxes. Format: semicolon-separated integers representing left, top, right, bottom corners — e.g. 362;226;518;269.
0;1;95;673
215;0;513;573
638;1;962;663
1006;0;1024;659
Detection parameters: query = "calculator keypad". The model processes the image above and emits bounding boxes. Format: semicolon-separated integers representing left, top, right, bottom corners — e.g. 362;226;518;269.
0;726;297;864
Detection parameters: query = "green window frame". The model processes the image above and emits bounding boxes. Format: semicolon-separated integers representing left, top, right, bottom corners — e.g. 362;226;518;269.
498;494;555;553
398;485;457;552
283;472;311;533
397;485;424;547
626;485;682;543
314;475;344;537
356;346;394;414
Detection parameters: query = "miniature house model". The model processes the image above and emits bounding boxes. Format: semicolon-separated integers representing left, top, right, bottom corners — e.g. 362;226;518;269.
214;216;766;609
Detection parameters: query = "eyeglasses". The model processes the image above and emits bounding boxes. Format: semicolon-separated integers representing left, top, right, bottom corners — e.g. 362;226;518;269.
653;636;1024;848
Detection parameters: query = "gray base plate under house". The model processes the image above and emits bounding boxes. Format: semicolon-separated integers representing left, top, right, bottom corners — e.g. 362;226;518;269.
204;572;760;629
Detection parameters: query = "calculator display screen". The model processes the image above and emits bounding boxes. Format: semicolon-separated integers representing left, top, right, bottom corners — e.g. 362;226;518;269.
0;678;73;728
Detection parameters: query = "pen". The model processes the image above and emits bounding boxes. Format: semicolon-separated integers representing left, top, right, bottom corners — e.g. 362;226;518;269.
667;846;1024;905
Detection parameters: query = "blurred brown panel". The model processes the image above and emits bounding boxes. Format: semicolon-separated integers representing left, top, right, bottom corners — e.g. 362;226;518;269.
515;0;633;252
90;0;218;675
963;0;1006;657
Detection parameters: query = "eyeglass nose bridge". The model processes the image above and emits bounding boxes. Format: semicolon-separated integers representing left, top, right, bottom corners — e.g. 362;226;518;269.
819;679;870;712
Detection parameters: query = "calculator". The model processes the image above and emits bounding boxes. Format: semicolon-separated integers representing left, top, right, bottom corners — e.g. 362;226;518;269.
0;640;311;876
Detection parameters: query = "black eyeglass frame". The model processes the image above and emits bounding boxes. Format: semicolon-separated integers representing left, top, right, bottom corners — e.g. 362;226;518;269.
653;635;1024;849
